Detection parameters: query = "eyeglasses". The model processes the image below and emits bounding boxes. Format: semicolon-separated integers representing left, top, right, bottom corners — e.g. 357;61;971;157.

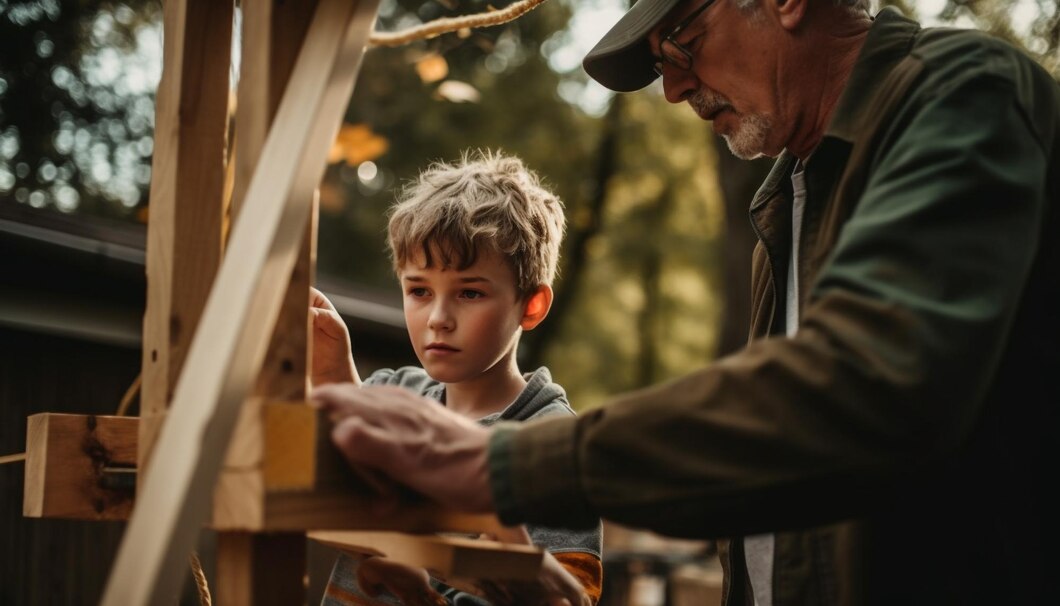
652;0;719;76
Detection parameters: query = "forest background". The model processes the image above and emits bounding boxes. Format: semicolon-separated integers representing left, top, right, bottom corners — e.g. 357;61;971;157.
1;0;1057;411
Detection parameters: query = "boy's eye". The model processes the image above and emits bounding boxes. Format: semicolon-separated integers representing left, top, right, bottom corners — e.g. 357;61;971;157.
460;290;485;300
408;287;429;297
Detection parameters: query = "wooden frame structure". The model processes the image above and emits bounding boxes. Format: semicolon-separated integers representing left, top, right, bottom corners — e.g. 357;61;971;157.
16;0;543;603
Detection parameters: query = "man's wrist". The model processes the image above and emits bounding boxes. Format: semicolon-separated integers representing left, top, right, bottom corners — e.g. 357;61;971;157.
487;423;523;525
489;415;597;529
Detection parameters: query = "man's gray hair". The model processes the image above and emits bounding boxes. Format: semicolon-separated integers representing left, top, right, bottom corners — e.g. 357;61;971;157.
734;0;873;15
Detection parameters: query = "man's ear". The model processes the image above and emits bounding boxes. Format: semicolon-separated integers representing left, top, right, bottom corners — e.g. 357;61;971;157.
520;285;553;331
774;0;808;31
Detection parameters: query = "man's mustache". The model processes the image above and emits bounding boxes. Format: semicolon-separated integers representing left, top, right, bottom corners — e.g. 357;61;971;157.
689;89;731;119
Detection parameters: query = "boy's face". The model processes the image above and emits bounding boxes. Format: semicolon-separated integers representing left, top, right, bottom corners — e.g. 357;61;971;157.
399;248;529;384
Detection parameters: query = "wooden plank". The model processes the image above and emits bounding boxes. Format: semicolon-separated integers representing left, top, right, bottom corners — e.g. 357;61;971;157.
20;405;502;533
263;400;318;490
308;531;544;581
138;0;233;477
0;453;26;465
23;414;137;520
214;400;320;529
264;494;508;534
101;0;380;602
217;0;319;599
218;402;506;534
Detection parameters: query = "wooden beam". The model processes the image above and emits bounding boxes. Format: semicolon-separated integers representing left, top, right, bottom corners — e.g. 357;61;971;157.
218;402;508;534
138;0;233;476
21;406;502;534
308;531;544;582
217;0;320;598
23;414;137;520
101;0;380;602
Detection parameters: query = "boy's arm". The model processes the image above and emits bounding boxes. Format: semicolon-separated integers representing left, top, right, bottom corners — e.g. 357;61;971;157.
552;552;602;606
356;557;446;605
474;525;597;606
310;287;361;388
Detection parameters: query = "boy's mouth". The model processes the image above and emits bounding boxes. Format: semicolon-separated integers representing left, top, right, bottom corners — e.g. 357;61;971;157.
425;342;460;352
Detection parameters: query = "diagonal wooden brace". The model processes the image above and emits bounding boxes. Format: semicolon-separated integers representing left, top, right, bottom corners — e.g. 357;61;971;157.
101;0;381;602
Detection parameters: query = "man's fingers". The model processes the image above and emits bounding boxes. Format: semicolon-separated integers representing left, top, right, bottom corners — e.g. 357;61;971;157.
308;383;496;512
332;415;398;469
310;383;373;419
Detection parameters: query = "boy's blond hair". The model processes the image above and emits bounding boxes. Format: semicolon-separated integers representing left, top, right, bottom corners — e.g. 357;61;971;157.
387;151;566;298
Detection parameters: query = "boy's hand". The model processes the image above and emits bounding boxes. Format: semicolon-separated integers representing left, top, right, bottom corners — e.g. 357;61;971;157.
473;551;591;606
356;556;446;606
310;287;360;387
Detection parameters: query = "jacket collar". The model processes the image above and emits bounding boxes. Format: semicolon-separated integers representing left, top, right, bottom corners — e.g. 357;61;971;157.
825;7;922;143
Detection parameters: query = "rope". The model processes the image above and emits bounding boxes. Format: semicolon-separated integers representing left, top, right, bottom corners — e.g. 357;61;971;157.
0;453;26;465
189;551;212;606
368;0;550;47
115;373;141;417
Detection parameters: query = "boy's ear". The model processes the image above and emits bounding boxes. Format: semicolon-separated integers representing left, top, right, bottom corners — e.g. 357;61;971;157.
520;285;553;331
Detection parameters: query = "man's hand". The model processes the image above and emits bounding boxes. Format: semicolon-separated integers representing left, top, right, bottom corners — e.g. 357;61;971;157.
310;287;359;387
356;556;446;606
311;383;495;513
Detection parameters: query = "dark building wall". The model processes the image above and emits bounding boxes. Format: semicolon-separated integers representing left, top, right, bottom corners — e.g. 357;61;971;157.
0;326;139;606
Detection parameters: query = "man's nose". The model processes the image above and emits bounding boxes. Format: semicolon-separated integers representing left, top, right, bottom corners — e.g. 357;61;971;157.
662;66;696;104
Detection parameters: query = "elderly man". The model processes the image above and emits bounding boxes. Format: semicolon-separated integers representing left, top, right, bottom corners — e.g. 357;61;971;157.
314;0;1059;604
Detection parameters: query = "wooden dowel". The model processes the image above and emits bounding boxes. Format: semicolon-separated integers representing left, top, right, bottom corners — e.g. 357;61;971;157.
0;453;27;465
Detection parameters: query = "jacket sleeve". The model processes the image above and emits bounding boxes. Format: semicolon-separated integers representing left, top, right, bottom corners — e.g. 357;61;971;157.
488;74;1050;537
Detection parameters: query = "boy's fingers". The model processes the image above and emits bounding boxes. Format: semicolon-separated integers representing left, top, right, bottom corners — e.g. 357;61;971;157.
309;286;338;312
311;308;349;341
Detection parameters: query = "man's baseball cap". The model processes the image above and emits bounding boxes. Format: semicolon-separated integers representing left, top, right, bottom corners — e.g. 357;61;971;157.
582;0;684;92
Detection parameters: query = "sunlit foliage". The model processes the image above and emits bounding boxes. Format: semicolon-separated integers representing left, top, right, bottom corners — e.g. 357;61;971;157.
2;0;1055;412
0;0;161;217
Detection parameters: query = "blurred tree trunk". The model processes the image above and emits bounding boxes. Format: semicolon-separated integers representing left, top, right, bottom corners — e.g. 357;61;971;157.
522;94;623;367
712;135;772;357
636;185;673;386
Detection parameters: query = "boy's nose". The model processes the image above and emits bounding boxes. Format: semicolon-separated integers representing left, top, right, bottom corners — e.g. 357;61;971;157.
427;303;454;331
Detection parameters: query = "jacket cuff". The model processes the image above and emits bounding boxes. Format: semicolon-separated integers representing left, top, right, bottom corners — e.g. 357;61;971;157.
488;416;597;528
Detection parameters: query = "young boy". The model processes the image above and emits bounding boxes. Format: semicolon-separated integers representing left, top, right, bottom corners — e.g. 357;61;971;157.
311;151;602;605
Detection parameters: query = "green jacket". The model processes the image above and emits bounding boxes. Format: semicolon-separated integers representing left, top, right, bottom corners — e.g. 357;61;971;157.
490;9;1059;605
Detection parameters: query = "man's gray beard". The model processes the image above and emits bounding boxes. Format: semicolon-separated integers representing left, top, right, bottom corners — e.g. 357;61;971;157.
723;112;773;160
689;90;773;160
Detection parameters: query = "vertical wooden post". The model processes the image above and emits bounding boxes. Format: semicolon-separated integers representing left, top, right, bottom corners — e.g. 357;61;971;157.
102;0;378;601
215;1;320;601
138;0;233;477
